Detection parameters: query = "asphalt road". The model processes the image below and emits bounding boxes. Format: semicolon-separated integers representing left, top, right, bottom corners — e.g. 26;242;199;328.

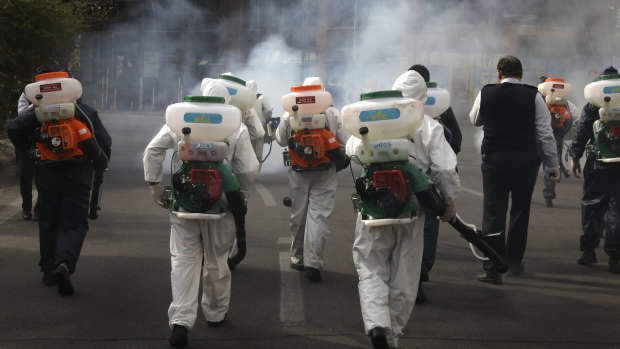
0;112;618;349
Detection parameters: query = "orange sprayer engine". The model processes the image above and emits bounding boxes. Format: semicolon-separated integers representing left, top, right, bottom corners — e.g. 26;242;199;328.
26;72;95;162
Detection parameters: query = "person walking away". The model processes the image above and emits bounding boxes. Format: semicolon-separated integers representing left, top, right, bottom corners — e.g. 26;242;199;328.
143;82;258;347
537;76;577;207
568;66;620;274
8;72;111;296
408;64;462;303
275;76;350;282
469;56;559;284
346;70;460;348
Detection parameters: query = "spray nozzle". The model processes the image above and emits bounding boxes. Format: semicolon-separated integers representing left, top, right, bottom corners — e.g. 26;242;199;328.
292;105;299;123
182;127;191;144
359;127;370;152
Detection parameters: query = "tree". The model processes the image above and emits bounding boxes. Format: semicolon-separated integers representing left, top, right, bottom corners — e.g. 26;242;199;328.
0;0;84;129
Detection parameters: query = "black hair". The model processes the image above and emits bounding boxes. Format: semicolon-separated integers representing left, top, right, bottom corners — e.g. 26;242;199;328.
496;56;522;78
408;64;430;83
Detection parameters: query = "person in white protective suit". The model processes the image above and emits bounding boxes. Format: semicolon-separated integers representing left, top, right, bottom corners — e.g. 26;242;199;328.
275;76;350;282
221;72;265;163
142;81;259;347
246;79;274;162
346;70;460;349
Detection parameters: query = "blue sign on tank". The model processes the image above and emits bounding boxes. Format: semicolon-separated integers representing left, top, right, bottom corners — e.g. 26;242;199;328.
226;87;238;96
425;97;436;106
184;113;223;124
359;108;400;122
603;86;620;94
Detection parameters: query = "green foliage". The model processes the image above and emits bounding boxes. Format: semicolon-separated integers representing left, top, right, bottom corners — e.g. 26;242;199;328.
0;0;84;129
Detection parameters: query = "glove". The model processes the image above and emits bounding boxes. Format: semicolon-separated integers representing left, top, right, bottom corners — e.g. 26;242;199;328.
439;202;457;223
571;158;581;179
547;166;561;183
149;183;167;208
267;117;281;130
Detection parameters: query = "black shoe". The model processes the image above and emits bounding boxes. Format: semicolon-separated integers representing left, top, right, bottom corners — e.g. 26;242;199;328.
306;267;322;282
42;271;56;286
289;262;305;271
169;324;188;347
53;263;74;296
369;327;389;349
476;271;502;285
578;250;597;265
507;262;524;277
415;283;427;304
545;199;553;208
420;270;429;282
207;314;227;327
22;209;32;221
609;257;620;274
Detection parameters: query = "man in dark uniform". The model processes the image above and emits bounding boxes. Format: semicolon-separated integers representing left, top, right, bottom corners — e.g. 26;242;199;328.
568;66;620;274
469;56;560;284
408;64;462;303
8;88;111;296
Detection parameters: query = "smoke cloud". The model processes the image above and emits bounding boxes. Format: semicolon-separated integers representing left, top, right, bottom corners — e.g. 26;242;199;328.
101;0;619;167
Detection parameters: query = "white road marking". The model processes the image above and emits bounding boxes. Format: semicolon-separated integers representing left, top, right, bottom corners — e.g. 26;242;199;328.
254;182;277;207
279;251;305;324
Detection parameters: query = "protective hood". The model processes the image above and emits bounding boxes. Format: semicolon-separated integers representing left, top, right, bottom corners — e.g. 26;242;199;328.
392;70;427;104
246;80;258;93
595;66;618;81
303;76;324;89
203;81;231;105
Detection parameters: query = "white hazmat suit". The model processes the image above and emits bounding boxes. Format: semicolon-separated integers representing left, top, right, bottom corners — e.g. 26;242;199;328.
221;73;265;163
142;81;259;331
246;80;274;160
275;77;349;275
346;70;460;347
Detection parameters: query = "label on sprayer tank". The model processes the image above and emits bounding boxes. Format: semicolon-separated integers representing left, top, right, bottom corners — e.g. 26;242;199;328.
296;96;316;104
183;113;223;124
359;108;400;122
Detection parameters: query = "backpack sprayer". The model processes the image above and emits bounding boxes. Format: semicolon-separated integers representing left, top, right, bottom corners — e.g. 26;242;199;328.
538;78;572;129
342;90;507;273
24;72;108;219
584;74;620;162
165;95;248;266
280;84;349;172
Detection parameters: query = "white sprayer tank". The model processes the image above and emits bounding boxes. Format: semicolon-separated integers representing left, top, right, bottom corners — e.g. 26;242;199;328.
424;82;450;119
24;72;82;107
201;75;256;111
341;90;424;141
281;85;332;115
538;78;572;98
166;96;242;142
584;74;620;109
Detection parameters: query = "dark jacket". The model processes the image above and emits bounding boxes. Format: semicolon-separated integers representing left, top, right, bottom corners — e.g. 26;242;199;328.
438;106;462;155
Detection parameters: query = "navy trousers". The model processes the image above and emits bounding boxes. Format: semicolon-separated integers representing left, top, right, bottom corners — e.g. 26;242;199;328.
481;149;540;274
